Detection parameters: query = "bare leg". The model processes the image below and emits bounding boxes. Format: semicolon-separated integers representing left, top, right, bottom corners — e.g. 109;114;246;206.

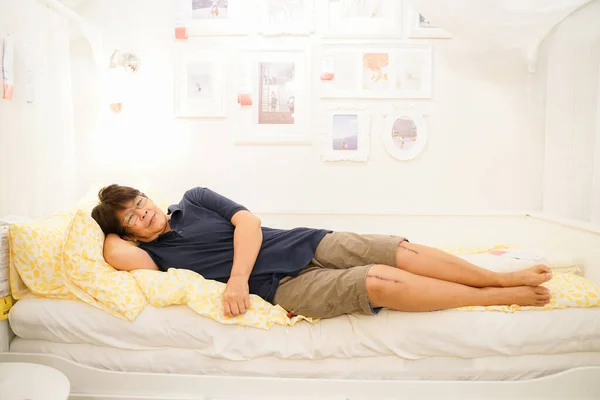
366;264;551;312
396;242;553;288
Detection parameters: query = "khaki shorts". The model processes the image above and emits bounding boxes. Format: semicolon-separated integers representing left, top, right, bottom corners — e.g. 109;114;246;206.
273;232;407;319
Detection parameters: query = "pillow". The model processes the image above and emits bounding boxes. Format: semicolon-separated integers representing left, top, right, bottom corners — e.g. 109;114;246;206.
61;209;148;321
458;272;600;312
8;212;77;300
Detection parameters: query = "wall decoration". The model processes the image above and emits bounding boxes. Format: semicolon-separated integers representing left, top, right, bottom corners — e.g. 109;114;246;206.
381;108;428;161
257;0;316;36
320;0;402;38
405;6;451;39
174;47;227;118
320;56;335;81
234;45;311;145
320;106;371;162
185;0;250;36
319;44;432;99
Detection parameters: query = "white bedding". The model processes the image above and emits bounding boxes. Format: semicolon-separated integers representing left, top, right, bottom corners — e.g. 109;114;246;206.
10;338;600;380
9;296;600;361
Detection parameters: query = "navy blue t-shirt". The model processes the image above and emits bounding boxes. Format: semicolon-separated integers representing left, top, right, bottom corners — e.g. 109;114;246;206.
138;187;330;302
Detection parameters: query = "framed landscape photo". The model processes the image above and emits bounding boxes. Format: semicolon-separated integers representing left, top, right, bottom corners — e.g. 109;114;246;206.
174;47;227;118
234;45;311;145
256;0;316;36
320;106;371;162
320;0;402;38
319;44;433;99
381;108;428;161
186;0;251;36
405;6;451;39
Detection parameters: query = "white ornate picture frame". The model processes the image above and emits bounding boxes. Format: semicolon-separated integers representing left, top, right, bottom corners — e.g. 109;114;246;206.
185;0;251;36
381;108;428;161
405;6;451;39
319;44;433;99
320;0;402;38
174;47;227;118
320;106;371;162
256;0;316;36
233;44;311;145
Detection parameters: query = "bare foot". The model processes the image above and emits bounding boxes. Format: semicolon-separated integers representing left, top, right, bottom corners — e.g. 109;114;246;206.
502;265;553;287
495;286;552;307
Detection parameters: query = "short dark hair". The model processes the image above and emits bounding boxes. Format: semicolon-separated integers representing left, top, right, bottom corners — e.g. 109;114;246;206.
91;184;140;237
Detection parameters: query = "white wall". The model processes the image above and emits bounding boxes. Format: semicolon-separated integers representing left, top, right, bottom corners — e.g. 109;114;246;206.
537;0;600;226
68;0;543;215
0;0;78;218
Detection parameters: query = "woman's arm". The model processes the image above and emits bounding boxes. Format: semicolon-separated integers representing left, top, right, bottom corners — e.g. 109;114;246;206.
103;234;159;272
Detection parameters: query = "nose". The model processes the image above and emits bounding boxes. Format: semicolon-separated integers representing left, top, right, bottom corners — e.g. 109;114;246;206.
135;208;148;220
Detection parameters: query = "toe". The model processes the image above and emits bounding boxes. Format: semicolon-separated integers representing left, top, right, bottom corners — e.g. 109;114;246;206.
534;286;550;295
537;264;551;273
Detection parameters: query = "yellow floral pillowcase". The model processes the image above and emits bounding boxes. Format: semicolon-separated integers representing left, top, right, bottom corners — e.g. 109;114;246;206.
61;209;148;321
9;212;78;300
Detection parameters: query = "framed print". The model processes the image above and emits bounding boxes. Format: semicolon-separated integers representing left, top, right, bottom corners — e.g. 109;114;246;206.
234;44;311;145
319;44;433;99
382;108;428;161
185;0;251;36
320;0;402;38
174;47;227;118
320;106;371;161
405;6;451;39
256;0;316;36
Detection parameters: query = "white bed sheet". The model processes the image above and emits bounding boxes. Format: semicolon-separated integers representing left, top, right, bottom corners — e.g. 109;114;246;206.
9;297;600;361
10;338;600;380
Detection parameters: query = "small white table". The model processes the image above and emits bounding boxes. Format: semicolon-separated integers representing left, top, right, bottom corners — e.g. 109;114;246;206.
0;362;70;400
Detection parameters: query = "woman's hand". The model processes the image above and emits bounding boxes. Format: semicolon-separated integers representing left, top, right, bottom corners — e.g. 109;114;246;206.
223;276;251;317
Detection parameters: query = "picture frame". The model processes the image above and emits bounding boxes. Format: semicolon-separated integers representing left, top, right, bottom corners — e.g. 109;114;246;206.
185;0;251;36
256;0;317;36
381;108;428;161
319;44;433;99
405;6;451;39
319;106;371;162
233;44;312;145
174;46;227;118
320;0;403;38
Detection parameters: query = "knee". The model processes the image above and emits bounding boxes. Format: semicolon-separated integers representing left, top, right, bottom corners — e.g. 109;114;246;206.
395;241;418;269
365;264;396;306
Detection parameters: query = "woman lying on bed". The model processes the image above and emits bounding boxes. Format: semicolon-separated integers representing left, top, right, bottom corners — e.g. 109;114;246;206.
91;185;553;319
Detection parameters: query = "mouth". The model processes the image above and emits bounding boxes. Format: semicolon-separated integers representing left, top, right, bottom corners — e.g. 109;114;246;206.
148;213;155;226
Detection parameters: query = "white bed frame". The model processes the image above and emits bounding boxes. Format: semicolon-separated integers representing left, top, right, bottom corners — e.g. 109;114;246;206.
1;211;600;400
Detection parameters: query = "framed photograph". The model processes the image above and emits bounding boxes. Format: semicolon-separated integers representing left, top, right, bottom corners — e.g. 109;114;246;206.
319;44;433;99
320;106;371;162
320;0;402;38
381;108;428;161
234;45;311;145
256;0;316;36
186;0;251;36
174;47;227;118
405;6;451;39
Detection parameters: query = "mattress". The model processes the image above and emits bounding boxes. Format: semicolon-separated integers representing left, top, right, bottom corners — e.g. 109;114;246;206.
9;296;600;362
10;337;600;380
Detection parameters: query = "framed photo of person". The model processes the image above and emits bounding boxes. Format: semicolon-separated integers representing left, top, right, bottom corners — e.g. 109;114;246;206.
319;106;371;162
381;108;428;161
185;0;251;36
234;43;312;145
174;47;227;118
